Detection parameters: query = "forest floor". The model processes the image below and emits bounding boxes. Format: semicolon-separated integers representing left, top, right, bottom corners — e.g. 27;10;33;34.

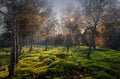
0;46;120;79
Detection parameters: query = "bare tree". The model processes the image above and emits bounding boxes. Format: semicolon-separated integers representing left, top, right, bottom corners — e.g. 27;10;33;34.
79;0;119;58
61;5;82;53
42;14;57;51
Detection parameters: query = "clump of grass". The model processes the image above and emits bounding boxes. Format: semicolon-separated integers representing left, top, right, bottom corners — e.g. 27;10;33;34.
82;77;94;79
55;53;71;59
42;58;53;65
39;55;48;62
39;60;82;78
53;77;62;79
94;71;113;79
38;60;75;78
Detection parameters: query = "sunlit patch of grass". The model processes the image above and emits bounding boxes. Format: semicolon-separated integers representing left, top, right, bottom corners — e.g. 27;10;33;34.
0;46;120;78
32;66;48;73
0;70;9;78
0;65;8;78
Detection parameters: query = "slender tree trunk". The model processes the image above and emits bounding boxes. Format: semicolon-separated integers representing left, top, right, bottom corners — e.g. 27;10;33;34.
30;27;34;51
92;25;97;49
9;25;16;76
91;32;96;49
77;43;80;52
16;25;19;64
45;35;48;51
18;35;22;54
66;34;70;53
87;43;91;59
19;44;22;54
87;29;92;59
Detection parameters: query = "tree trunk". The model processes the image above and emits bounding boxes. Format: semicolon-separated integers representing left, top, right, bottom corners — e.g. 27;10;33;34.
30;27;34;51
87;37;92;59
91;31;96;49
16;25;19;64
91;23;97;50
77;44;80;52
45;35;48;51
9;25;16;76
87;44;91;59
66;34;70;53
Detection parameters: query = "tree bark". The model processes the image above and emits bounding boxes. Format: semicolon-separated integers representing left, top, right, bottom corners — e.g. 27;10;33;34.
16;25;19;64
30;27;34;51
9;25;16;76
45;35;48;51
91;23;97;50
91;30;96;49
87;44;91;59
66;34;70;53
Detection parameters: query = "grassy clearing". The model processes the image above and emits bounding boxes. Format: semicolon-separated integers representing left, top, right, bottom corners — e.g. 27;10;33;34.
0;46;120;79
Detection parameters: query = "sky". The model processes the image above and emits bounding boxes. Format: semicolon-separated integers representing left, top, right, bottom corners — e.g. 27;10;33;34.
49;0;79;12
47;0;80;34
48;0;80;20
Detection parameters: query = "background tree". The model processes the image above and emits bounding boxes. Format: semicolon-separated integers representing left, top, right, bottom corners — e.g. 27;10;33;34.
42;13;57;51
79;0;119;58
61;5;82;53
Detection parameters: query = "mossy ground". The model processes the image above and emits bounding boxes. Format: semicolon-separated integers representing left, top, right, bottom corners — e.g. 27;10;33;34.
0;46;120;79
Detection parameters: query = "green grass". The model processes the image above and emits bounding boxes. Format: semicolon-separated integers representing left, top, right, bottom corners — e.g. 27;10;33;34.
0;46;120;79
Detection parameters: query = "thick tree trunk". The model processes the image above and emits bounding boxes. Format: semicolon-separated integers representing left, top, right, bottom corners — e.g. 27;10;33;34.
9;47;15;76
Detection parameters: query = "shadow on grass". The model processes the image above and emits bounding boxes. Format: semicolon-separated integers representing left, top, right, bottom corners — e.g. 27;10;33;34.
94;48;110;52
0;54;9;59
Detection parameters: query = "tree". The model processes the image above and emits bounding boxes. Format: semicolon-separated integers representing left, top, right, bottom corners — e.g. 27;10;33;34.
42;14;57;51
61;5;82;53
97;23;120;50
0;0;50;76
54;34;64;46
96;0;120;49
79;0;119;58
